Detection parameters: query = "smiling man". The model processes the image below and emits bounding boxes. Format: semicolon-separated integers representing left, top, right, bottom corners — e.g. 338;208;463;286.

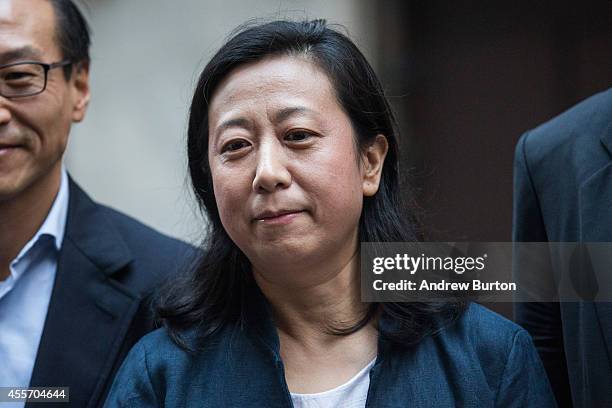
0;1;193;407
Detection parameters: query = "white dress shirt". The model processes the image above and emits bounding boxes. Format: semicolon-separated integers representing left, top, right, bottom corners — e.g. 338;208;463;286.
0;168;69;407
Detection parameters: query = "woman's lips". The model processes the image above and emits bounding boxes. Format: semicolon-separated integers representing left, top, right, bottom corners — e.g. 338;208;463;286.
255;210;304;225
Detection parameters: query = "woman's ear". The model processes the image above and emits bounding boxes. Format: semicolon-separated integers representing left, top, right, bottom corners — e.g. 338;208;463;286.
362;134;389;196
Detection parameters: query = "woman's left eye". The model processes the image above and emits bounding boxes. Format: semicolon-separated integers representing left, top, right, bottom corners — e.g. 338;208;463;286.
285;131;313;142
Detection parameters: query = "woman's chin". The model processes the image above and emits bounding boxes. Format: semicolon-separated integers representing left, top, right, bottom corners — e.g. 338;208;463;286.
250;242;316;266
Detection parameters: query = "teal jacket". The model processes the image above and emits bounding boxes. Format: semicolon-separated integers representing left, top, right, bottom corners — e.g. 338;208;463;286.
105;287;555;407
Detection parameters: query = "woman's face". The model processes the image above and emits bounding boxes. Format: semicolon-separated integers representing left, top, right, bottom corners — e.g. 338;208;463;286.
207;55;382;284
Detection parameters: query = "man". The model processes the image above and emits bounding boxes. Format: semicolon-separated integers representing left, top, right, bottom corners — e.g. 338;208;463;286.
0;0;194;406
513;87;612;407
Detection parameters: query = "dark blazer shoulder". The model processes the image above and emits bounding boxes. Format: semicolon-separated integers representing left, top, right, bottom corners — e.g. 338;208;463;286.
131;327;191;360
97;204;195;276
98;204;187;251
527;88;611;145
434;304;537;381
443;302;528;356
67;180;197;292
515;87;612;215
106;327;200;405
459;302;524;335
432;303;555;406
519;87;612;168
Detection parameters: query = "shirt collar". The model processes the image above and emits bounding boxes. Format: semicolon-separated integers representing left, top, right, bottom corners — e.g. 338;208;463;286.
13;166;70;263
39;166;70;251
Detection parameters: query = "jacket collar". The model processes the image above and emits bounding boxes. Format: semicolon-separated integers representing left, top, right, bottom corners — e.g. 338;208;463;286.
28;178;141;408
241;278;394;363
597;88;612;157
242;278;281;357
63;177;133;274
599;120;612;158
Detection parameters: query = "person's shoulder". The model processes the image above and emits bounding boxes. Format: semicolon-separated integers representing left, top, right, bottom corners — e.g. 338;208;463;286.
520;87;612;157
125;326;227;377
406;304;553;406
67;187;199;290
125;327;201;373
105;327;194;405
106;325;248;406
455;302;525;346
66;179;197;272
133;327;188;358
96;204;198;274
98;204;192;253
447;304;555;406
432;303;539;387
434;302;536;374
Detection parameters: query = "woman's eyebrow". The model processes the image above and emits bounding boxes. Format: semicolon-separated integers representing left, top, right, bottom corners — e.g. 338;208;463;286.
215;117;252;136
214;106;316;138
272;106;315;123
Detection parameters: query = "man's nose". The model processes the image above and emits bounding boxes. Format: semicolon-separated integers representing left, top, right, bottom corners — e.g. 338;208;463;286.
0;97;13;125
252;139;292;193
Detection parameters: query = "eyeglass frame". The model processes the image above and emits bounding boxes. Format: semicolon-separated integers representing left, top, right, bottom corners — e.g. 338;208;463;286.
0;60;73;99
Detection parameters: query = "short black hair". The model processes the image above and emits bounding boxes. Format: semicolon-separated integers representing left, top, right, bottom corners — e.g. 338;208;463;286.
49;0;91;77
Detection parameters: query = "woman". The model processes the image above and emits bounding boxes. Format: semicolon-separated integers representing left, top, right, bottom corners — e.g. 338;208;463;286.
105;20;555;407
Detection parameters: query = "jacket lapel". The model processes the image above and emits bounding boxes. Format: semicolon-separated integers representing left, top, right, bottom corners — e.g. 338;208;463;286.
27;180;141;408
579;120;612;372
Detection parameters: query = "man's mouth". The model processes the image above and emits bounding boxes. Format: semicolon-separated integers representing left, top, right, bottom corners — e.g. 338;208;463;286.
0;144;22;155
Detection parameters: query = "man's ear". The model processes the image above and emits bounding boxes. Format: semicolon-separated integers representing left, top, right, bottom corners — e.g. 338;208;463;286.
71;61;90;123
362;134;389;196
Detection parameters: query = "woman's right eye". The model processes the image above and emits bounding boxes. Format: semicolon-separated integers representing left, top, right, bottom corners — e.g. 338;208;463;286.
221;139;250;153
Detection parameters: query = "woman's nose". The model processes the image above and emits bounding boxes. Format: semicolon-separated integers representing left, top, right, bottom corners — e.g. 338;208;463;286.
252;140;292;193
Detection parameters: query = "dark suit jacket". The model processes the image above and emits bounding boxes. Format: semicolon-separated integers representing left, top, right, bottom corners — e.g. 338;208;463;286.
104;282;556;408
513;87;612;407
26;178;195;408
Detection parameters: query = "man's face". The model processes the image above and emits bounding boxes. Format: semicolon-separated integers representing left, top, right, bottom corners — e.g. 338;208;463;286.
0;0;89;202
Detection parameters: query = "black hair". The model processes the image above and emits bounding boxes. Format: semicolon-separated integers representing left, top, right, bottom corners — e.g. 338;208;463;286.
158;19;467;349
49;0;91;78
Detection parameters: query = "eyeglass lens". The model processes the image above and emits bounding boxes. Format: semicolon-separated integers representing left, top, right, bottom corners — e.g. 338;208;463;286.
0;63;46;98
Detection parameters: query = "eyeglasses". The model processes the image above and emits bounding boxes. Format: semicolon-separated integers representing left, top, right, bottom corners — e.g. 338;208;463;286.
0;60;72;99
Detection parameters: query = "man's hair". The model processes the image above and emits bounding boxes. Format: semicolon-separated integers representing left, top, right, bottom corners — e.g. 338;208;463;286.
49;0;91;78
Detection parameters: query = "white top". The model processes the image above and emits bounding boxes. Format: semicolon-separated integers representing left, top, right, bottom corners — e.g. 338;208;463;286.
290;358;376;408
0;168;69;408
